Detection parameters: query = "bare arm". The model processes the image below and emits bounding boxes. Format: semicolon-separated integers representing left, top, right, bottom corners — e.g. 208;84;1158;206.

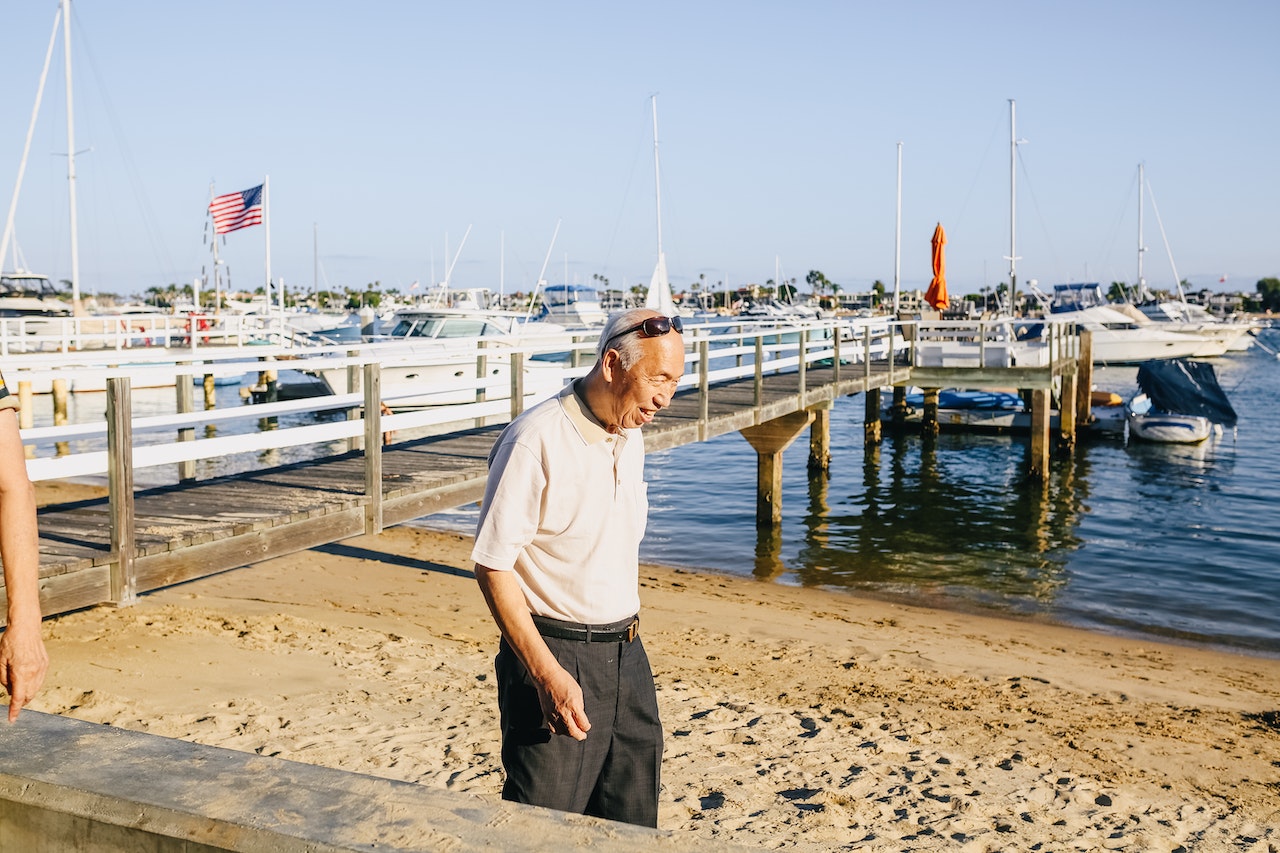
0;411;48;722
475;565;590;740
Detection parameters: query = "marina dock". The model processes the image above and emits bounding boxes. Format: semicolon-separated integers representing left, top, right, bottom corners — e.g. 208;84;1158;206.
8;318;1089;624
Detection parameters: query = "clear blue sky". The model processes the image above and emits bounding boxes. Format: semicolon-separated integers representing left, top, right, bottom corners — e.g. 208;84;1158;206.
2;0;1277;302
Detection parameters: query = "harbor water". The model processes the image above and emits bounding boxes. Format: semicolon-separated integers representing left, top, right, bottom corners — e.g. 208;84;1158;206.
430;329;1280;657
19;329;1280;656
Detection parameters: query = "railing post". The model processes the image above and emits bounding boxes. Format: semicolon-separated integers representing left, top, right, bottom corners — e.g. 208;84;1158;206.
831;323;841;383
176;366;195;482
753;333;764;408
509;350;525;420
796;329;807;403
346;350;362;452
475;340;488;428
863;325;872;381
363;362;383;536
698;339;709;441
107;377;137;607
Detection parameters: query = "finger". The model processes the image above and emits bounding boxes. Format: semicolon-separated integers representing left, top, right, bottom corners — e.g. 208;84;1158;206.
563;706;590;740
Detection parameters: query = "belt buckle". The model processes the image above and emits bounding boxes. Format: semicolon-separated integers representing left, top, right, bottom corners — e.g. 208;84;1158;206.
626;619;638;643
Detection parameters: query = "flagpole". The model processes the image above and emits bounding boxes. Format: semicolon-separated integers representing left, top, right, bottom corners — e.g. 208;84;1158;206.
263;174;274;319
209;182;222;316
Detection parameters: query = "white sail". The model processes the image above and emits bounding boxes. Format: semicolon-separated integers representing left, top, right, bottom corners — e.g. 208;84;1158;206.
644;252;676;315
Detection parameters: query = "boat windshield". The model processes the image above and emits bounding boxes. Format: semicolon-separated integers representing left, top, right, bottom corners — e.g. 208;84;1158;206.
386;316;504;339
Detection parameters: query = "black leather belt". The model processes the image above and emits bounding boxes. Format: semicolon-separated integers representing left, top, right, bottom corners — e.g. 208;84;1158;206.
532;614;639;643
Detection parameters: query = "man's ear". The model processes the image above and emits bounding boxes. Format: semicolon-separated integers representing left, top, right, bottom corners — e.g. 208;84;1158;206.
599;348;621;382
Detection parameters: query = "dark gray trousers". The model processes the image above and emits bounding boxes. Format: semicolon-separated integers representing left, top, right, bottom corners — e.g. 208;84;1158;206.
495;633;662;827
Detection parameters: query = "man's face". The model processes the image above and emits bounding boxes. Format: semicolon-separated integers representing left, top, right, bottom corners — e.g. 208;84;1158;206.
605;331;685;431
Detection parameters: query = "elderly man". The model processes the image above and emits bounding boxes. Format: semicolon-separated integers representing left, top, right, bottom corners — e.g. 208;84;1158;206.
472;308;685;827
0;370;49;723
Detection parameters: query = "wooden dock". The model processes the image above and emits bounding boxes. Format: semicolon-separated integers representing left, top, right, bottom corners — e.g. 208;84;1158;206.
9;318;1090;624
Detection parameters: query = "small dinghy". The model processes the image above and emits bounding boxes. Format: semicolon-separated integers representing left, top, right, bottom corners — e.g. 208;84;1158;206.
1126;359;1237;444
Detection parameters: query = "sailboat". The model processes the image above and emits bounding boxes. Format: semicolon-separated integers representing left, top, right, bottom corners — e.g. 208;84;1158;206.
1;0;80;329
643;96;678;318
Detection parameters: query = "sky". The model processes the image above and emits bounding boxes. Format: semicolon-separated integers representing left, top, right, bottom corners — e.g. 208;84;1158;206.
2;0;1277;303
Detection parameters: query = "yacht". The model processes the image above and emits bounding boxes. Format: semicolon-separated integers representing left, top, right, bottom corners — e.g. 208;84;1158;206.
1038;283;1221;363
303;293;573;409
538;284;608;328
0;272;72;335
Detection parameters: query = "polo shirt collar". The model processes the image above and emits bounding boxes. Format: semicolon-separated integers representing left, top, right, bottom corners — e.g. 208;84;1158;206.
560;380;613;445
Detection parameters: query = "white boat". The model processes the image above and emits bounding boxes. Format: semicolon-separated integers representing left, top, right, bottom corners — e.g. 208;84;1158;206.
1040;284;1218;363
305;302;573;409
1126;393;1213;443
1121;163;1256;354
0;272;73;338
1133;300;1258;353
538;284;608;328
1125;358;1236;444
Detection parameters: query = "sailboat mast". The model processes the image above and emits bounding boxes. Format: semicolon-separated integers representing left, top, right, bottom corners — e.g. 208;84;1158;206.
62;0;81;308
893;141;902;314
1137;162;1146;300
1;8;63;274
651;95;663;262
1007;99;1017;316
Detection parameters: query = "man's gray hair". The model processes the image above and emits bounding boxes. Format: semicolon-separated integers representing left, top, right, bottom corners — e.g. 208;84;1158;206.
597;308;661;369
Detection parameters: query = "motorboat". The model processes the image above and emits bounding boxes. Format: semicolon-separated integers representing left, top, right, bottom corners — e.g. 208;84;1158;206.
882;387;1126;436
0;272;73;338
303;299;573;409
1133;300;1259;352
1125;358;1236;444
538;284;608;328
1039;283;1219;363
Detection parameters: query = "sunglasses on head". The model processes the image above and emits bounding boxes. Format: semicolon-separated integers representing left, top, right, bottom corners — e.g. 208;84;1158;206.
605;315;683;349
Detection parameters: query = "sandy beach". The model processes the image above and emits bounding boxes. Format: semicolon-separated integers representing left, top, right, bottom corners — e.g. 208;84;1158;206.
21;484;1280;851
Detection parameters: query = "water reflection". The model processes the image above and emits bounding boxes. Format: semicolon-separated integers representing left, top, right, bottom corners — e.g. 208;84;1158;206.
783;432;1082;609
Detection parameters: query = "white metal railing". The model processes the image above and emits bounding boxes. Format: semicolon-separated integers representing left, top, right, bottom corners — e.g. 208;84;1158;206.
19;318;888;483
0;312;300;357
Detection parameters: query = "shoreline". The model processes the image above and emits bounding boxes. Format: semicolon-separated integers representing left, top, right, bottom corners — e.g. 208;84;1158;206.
25;514;1280;850
36;480;1280;661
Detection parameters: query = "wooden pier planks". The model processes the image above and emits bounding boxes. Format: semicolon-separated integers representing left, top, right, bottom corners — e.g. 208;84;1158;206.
18;363;900;623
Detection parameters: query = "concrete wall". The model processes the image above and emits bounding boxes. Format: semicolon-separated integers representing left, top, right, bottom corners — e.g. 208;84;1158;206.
0;709;749;852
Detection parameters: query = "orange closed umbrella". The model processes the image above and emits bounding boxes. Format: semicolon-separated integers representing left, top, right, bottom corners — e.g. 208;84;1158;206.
925;222;949;311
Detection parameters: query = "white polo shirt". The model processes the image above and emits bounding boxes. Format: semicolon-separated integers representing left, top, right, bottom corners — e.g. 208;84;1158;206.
471;382;648;624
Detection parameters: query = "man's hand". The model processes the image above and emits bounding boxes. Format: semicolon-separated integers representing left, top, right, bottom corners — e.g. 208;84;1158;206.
535;664;591;740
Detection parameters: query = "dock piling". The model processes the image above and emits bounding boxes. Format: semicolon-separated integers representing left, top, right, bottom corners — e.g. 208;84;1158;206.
864;387;882;445
741;411;815;526
807;402;831;471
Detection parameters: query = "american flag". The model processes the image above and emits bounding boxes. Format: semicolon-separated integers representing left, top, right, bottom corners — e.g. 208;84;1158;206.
209;184;264;234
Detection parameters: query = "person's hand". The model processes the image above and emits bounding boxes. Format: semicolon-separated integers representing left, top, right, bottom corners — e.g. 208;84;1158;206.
0;620;49;722
535;664;590;740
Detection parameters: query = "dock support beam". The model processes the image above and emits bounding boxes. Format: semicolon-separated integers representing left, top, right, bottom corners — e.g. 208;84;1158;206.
922;388;940;436
1058;369;1077;450
1028;388;1051;481
807;402;831;471
890;386;908;427
741;411;814;527
864;387;882;445
1074;329;1094;427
